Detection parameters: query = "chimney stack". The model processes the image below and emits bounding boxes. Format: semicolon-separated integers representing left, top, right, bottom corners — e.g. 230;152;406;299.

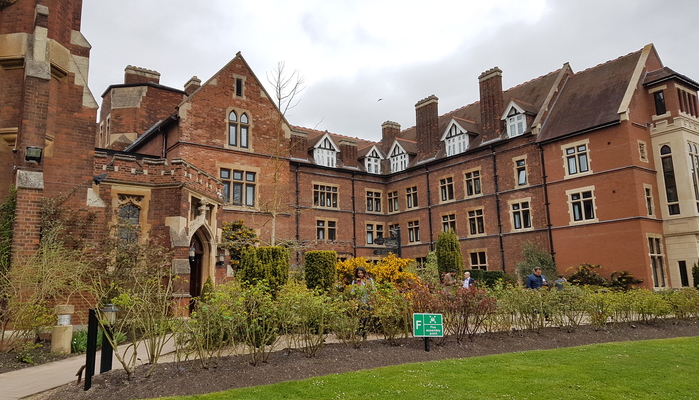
124;65;160;85
381;121;401;152
338;139;358;167
415;95;439;158
478;67;504;141
184;76;201;95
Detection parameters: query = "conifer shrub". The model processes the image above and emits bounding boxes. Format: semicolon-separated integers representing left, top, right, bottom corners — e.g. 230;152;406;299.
238;246;289;293
435;230;463;277
304;250;337;291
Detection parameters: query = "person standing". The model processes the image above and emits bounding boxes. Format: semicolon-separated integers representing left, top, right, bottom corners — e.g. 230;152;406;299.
554;275;567;291
462;271;476;289
525;267;548;289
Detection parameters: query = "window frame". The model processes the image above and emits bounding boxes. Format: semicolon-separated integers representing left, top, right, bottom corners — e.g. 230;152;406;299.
439;176;455;203
314;136;338;168
561;140;591;178
467;207;485;236
316;218;338;242
313;183;339;209
366;190;382;213
365;148;382;174
647;235;666;288
366;222;385;245
643;184;655;217
566;186;598;224
220;167;257;207
227;110;251;150
406;186;418;209
468;250;488;270
407;220;420;243
441;213;456;233
514;157;528;186
464;169;482;197
390;144;408;173
388;191;399;213
660;145;680;215
509;198;533;231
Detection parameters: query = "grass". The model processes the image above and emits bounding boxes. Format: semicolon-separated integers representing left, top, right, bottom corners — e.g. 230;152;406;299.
155;337;698;400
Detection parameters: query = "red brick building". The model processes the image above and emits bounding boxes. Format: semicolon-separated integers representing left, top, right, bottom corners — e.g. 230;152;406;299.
2;1;697;315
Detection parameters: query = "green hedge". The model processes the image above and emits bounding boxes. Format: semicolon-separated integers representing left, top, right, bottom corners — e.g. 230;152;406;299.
304;250;337;291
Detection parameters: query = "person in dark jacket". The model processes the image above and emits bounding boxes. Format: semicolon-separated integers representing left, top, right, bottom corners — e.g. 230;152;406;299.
525;267;548;289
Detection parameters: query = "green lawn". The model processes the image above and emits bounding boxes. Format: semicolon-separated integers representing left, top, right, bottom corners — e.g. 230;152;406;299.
156;337;698;400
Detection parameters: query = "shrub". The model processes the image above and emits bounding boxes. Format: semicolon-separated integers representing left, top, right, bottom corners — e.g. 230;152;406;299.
515;241;557;284
336;257;372;285
567;263;608;288
467;270;512;289
662;288;699;319
367;253;417;287
304;251;337;291
435;230;463;277
220;219;259;269
238;246;289;293
373;284;412;345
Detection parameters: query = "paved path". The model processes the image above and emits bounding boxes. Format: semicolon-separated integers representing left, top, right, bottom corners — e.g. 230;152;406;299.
0;338;176;400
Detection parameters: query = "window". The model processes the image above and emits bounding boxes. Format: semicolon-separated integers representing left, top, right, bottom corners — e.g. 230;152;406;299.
235;78;244;97
228;111;249;149
564;142;590;176
677;88;698;117
407;220;420;243
653;90;666;115
366;223;384;245
390;144;408;173
388;223;400;239
689;142;699;209
444;124;468;156
467;209;485;235
568;188;596;222
314;137;338;167
469;251;487;270
388;191;399;213
316;220;337;241
506;113;525;138
439;177;454;202
406;186;418;209
660;145;680;215
118;202;141;242
644;186;654;216
442;214;456;232
679;261;690;287
365;148;382;174
366;191;382;212
464;170;482;197
511;201;532;230
313;184;338;208
221;169;256;206
638;141;648;162
515;159;527;186
648;236;665;288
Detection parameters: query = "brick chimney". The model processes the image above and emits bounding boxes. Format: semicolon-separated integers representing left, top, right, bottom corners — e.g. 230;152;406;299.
184;76;201;96
338;139;358;167
381;121;401;152
415;95;439;158
478;67;504;141
290;130;309;160
124;65;160;85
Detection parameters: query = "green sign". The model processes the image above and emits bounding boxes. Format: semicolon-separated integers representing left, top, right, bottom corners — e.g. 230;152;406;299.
413;313;444;337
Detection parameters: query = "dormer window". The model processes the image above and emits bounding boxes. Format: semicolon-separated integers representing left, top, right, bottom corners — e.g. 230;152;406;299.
365;147;382;174
444;124;468;156
390;143;408;173
314;135;338;167
502;103;527;138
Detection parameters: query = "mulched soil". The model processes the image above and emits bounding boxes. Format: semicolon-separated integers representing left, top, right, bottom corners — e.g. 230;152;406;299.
29;319;699;400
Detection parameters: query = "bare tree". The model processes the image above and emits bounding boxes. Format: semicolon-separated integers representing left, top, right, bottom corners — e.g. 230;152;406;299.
264;62;305;246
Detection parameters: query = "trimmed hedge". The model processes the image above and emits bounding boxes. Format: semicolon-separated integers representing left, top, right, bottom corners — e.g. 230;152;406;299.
304;250;337;291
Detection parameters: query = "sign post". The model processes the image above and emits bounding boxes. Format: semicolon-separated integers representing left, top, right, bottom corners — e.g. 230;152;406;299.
412;313;444;352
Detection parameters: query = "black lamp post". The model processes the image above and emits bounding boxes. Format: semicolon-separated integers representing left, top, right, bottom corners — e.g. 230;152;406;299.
189;246;196;263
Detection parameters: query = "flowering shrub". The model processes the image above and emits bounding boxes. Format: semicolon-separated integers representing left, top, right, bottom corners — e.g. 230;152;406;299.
336;257;372;285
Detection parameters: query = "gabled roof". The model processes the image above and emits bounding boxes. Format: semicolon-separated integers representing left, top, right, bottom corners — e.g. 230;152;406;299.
311;132;340;152
392;138;417;155
439;117;480;141
358;144;385;159
643;66;699;90
537;48;645;142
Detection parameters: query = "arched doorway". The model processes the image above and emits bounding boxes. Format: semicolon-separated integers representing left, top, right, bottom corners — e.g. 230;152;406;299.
189;234;205;314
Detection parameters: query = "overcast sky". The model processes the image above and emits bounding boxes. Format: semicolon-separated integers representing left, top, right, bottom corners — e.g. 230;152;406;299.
81;0;699;142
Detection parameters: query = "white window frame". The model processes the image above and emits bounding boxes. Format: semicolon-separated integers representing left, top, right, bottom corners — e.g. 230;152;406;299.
390;142;408;173
442;122;469;157
314;134;339;168
562;139;592;178
365;147;383;174
566;186;598;224
647;234;666;288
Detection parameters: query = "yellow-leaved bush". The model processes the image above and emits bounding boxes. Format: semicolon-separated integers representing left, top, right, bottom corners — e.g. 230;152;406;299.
336;253;418;287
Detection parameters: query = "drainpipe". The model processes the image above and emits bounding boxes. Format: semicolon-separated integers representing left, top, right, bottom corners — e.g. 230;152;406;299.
491;147;506;272
351;172;357;257
538;144;555;263
425;166;434;251
295;164;300;265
